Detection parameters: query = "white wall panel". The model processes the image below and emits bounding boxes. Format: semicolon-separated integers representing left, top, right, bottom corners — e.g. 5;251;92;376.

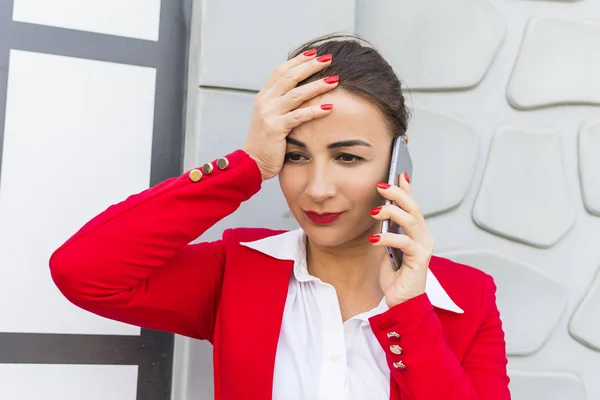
13;0;161;40
0;364;138;400
0;50;156;335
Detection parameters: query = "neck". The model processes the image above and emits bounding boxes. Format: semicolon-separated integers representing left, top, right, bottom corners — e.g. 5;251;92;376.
306;224;386;295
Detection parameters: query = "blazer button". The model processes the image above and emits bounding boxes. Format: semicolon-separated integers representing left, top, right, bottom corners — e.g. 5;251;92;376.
387;331;400;340
202;162;214;174
217;157;229;170
393;360;406;370
390;345;403;355
189;169;203;182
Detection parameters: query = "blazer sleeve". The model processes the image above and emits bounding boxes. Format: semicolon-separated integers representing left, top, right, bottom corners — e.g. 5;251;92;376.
49;150;262;342
368;275;510;400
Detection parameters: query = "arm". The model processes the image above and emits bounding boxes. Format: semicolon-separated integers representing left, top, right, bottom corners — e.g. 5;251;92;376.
49;150;262;342
369;276;510;399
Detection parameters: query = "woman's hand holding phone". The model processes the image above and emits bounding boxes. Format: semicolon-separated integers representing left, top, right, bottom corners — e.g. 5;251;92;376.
370;173;434;308
243;50;339;181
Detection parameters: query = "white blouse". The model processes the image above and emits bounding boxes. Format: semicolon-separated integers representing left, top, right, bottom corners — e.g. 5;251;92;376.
240;229;462;400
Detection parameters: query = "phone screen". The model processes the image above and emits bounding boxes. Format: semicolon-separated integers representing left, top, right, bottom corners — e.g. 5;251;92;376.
380;135;413;271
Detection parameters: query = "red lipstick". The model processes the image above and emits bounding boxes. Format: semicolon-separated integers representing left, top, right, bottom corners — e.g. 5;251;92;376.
304;211;344;224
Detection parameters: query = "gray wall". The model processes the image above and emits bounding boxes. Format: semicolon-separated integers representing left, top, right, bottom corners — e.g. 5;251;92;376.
0;1;190;399
179;0;600;399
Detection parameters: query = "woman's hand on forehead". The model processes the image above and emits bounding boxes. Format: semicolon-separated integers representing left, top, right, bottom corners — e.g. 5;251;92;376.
243;50;340;181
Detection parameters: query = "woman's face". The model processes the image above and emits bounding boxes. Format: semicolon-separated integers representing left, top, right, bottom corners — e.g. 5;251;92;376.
279;88;394;248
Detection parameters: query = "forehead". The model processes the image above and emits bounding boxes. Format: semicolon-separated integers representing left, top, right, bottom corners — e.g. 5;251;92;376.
288;89;391;147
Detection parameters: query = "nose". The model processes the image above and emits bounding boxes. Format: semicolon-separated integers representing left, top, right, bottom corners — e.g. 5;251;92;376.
305;164;336;203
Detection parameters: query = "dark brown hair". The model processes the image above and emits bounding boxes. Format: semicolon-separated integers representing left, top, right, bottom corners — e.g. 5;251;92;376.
289;33;410;138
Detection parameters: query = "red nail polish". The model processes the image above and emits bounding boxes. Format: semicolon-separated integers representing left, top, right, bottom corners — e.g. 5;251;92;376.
303;49;317;57
377;182;391;189
404;172;410;184
317;54;332;63
320;104;333;111
369;234;381;244
323;75;339;84
370;207;381;216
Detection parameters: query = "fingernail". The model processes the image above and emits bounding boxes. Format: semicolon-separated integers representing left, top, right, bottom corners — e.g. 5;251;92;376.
377;182;391;189
404;172;410;184
370;206;381;216
317;54;332;63
323;75;339;84
369;234;381;244
303;49;317;57
320;104;333;111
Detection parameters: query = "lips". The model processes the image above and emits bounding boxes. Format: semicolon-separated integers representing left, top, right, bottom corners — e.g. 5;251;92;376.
303;211;344;225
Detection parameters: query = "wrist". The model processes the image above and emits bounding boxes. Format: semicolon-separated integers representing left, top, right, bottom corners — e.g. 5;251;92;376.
243;151;273;182
385;290;425;308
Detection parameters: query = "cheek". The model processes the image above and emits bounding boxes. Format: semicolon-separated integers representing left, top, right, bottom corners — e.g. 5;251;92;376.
338;168;384;207
278;167;302;204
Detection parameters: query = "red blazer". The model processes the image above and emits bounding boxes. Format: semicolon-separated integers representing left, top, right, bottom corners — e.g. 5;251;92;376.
49;150;510;400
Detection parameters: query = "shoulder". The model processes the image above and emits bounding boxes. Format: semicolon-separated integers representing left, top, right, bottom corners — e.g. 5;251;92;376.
221;227;288;245
430;255;497;314
430;255;492;286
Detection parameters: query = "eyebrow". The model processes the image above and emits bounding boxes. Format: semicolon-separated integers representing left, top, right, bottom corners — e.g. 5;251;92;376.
286;137;372;149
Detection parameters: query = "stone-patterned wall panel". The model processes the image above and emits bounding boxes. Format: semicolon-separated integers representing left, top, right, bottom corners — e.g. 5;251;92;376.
355;0;505;90
579;119;600;216
182;0;600;398
570;263;600;351
472;127;575;248
442;251;567;356
507;18;600;110
407;107;479;217
509;371;586;400
198;0;355;91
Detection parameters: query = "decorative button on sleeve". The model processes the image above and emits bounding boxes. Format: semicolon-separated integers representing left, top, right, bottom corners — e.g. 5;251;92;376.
189;169;203;182
390;345;403;355
387;331;400;340
392;360;406;370
202;162;214;174
217;157;229;170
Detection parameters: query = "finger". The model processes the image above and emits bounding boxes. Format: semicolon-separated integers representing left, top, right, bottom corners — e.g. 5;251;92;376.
369;232;416;256
377;182;420;217
399;171;412;196
269;54;332;98
263;48;318;91
280;103;334;130
370;204;421;238
274;75;339;114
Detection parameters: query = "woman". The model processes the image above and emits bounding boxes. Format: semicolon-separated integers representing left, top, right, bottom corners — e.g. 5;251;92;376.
49;34;510;399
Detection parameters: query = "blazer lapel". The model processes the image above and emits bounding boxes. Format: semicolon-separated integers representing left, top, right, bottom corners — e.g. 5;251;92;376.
215;244;293;400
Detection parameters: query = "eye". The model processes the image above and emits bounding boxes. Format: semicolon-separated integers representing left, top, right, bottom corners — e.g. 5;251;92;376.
335;153;364;164
284;152;308;163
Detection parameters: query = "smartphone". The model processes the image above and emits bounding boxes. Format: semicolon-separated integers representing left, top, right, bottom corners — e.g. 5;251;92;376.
381;135;413;271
